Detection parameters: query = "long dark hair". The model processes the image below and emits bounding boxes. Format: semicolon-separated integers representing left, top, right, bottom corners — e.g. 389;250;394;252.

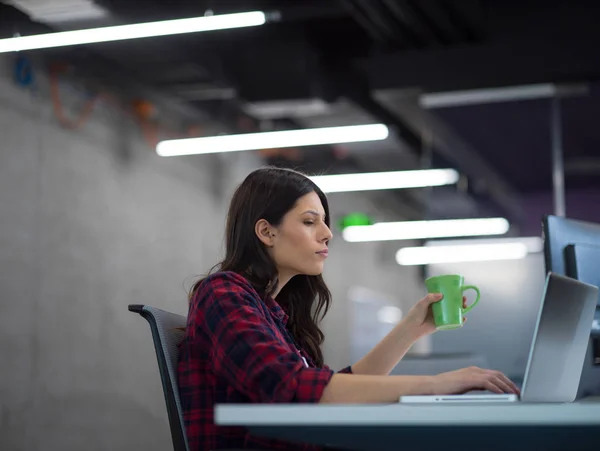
191;167;332;367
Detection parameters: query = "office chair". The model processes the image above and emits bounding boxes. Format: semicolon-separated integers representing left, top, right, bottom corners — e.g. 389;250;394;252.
129;304;271;451
129;304;191;451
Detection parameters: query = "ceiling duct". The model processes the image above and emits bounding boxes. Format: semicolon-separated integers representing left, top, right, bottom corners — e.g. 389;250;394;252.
242;98;333;120
4;0;108;24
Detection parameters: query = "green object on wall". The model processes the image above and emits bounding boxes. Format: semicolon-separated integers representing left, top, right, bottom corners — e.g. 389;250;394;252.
337;212;373;231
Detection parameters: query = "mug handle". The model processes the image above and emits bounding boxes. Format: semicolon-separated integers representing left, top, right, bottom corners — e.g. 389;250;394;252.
461;285;481;314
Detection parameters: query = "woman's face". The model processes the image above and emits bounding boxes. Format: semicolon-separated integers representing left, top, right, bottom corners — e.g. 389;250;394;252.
259;191;332;281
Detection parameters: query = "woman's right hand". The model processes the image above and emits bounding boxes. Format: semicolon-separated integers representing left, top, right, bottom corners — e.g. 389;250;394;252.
432;366;520;395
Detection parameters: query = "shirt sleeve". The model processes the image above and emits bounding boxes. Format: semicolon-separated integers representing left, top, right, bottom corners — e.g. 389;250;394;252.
324;364;353;374
199;275;335;403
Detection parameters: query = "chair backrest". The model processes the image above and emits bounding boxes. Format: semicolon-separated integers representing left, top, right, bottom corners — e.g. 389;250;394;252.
129;304;189;451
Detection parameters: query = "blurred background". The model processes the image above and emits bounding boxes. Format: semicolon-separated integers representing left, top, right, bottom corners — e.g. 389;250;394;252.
1;1;600;450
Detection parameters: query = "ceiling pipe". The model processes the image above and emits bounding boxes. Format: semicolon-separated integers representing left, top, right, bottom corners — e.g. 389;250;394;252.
318;61;423;156
380;0;442;46
551;95;566;217
338;0;388;44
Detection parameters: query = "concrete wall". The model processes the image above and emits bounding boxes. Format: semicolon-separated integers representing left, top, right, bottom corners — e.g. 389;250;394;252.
0;55;247;451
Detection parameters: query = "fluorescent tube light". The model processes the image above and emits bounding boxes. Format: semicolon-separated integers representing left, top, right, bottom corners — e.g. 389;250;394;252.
309;169;459;193
0;11;266;53
395;237;543;265
156;124;389;157
342;218;510;242
397;243;527;265
377;306;403;324
424;236;544;252
419;83;588;109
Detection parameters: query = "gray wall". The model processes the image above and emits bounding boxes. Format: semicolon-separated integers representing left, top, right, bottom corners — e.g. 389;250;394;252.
0;55;276;451
0;55;247;451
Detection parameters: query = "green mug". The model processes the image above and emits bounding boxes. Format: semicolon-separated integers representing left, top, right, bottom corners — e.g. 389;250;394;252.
425;275;481;330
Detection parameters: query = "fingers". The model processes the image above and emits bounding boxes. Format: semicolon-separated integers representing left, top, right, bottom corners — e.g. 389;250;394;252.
488;375;514;394
467;367;519;394
423;293;443;305
439;367;519;395
482;380;504;394
480;369;519;394
463;296;467;308
464;369;502;394
490;370;521;394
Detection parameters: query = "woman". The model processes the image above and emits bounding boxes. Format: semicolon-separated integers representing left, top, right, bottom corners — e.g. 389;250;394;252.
177;167;519;451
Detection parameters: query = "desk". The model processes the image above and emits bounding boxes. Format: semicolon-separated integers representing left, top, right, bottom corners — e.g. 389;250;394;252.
216;399;600;451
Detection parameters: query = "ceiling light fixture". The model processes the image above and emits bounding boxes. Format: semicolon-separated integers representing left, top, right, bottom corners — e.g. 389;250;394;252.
309;169;459;193
0;11;266;53
397;243;527;265
342;218;510;243
377;306;403;324
395;237;543;266
419;83;589;109
156;124;389;157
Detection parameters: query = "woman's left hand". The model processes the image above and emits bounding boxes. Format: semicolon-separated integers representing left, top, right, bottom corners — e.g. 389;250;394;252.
401;293;468;339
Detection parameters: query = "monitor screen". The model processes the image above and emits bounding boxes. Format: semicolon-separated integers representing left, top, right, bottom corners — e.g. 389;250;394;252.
565;244;600;336
542;215;600;335
542;215;600;277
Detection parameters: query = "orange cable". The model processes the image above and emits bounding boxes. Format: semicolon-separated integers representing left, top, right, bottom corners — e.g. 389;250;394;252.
46;64;256;152
49;65;99;130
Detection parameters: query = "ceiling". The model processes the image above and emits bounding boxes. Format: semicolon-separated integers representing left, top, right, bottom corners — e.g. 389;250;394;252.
2;0;600;227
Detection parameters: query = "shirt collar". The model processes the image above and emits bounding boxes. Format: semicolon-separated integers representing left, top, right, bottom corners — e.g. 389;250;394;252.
263;294;289;325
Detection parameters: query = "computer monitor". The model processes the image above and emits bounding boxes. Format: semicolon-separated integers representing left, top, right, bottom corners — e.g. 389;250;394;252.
542;215;600;276
564;244;600;304
542;215;600;336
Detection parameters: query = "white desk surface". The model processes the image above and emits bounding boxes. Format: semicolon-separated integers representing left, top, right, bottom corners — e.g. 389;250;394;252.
216;398;600;427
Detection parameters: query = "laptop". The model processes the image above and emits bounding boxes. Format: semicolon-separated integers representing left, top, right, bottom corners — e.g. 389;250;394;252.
399;272;598;404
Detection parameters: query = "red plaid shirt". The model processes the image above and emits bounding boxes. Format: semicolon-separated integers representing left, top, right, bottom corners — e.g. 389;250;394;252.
177;271;352;451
